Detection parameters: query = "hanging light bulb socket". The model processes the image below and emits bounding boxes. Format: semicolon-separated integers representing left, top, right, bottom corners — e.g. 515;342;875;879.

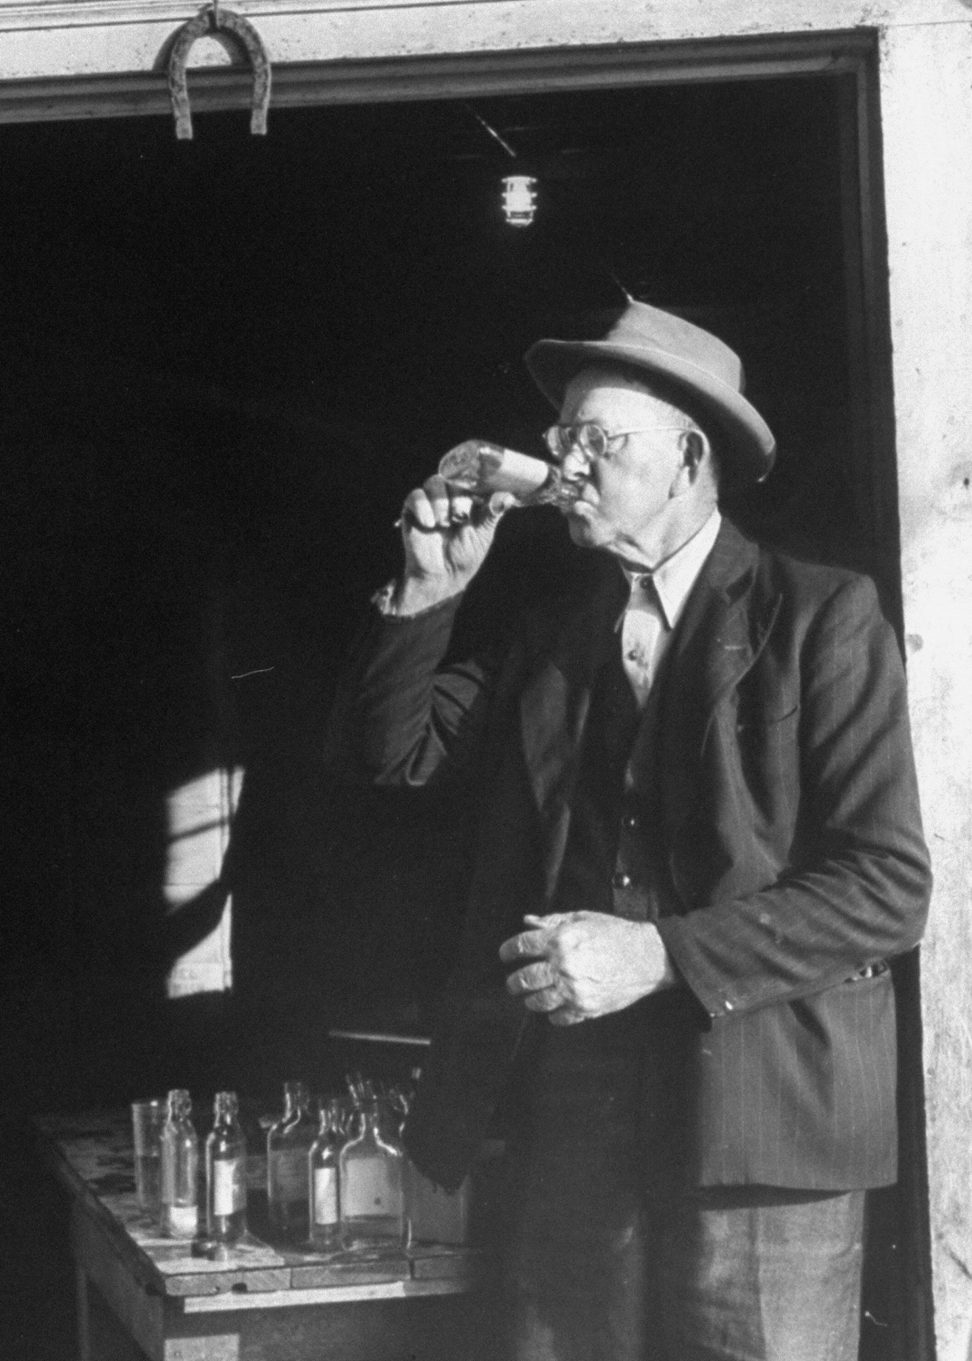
501;174;539;228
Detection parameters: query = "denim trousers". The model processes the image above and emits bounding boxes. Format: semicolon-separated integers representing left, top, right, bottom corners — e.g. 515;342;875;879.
502;1020;866;1361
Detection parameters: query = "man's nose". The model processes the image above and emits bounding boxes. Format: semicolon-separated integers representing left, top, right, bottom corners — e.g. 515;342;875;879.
561;447;592;480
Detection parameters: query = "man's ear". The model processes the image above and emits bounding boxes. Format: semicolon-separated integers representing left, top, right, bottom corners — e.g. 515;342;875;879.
681;429;706;473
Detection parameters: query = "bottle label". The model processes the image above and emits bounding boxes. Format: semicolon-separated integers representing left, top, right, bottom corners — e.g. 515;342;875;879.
344;1161;401;1218
270;1149;309;1202
213;1158;246;1216
312;1167;339;1226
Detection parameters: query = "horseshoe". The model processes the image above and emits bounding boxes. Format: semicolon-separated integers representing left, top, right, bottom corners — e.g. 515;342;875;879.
167;4;271;140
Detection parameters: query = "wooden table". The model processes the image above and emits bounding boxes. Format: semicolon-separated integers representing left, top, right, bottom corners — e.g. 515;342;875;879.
38;1112;493;1361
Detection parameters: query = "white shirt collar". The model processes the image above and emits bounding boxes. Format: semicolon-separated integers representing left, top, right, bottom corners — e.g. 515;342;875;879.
619;509;722;629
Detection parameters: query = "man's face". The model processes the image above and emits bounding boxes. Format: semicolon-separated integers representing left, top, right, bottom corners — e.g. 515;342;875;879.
556;368;690;560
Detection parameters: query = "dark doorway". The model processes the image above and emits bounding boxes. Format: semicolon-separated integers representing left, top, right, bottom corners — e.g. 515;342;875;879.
2;71;904;1358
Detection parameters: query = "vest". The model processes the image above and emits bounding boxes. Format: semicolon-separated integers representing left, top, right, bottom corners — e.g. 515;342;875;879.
552;624;676;926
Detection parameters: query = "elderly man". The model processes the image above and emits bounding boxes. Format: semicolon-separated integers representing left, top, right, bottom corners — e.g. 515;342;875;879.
327;301;931;1360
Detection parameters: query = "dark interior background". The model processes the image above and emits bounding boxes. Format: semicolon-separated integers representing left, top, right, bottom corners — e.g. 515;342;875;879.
1;73;903;1356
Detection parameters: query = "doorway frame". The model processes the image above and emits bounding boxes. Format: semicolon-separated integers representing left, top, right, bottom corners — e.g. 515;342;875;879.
3;16;968;1359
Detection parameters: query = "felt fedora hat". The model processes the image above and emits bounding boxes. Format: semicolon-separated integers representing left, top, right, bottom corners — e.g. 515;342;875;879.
524;300;776;482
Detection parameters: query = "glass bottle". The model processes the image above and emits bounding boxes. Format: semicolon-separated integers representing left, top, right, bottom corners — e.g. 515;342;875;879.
438;440;580;510
160;1089;199;1239
308;1098;344;1250
205;1091;248;1244
266;1080;316;1241
339;1096;405;1250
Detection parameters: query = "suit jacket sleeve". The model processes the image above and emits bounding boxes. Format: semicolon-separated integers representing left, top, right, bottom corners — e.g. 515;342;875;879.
323;593;499;789
656;572;931;1018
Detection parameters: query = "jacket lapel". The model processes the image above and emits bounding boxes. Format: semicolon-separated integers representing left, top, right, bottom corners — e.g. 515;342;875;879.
516;523;781;896
656;520;781;813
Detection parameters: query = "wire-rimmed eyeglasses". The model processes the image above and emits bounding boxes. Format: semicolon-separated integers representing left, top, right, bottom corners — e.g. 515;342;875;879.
543;422;687;463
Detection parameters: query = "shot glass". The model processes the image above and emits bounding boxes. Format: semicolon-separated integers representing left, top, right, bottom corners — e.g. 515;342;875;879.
131;1099;167;1214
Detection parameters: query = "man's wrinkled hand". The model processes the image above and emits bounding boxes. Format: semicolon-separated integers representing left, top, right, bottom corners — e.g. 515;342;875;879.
394;475;516;612
498;910;678;1026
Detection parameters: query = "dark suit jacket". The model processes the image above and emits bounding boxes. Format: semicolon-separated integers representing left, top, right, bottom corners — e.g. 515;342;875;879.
329;520;931;1192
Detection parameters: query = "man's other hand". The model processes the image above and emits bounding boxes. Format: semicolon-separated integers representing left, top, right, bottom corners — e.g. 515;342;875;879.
499;910;678;1026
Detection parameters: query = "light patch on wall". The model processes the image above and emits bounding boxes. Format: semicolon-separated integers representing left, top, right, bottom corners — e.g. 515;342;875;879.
164;767;243;998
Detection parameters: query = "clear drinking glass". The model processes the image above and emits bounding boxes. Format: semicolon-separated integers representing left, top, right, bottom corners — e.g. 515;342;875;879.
437;440;581;510
131;1099;166;1214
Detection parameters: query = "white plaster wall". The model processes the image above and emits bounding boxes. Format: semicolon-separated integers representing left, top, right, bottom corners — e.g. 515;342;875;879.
880;20;972;1361
0;0;965;83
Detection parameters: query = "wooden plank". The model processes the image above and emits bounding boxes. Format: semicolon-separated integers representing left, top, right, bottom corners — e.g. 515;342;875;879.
38;1111;134;1206
181;1281;448;1312
409;1246;483;1282
168;1293;482;1361
71;1204;166;1361
158;1264;293;1299
149;1233;290;1297
290;1256;412;1290
39;1116;166;1295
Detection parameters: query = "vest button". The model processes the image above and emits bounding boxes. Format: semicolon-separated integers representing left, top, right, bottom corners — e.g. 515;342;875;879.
612;871;633;890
